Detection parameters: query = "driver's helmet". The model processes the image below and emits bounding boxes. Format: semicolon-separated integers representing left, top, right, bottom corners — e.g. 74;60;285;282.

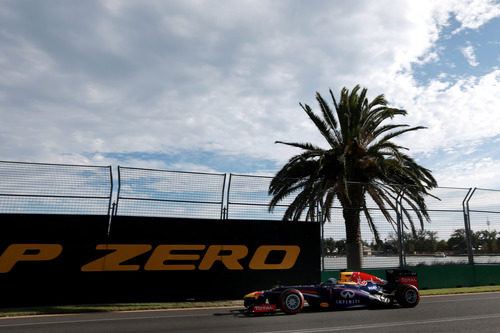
326;277;337;285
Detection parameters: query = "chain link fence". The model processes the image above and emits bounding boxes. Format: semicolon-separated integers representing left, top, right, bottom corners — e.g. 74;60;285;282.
115;166;226;219
224;174;500;269
0;161;112;215
2;161;500;270
226;174;297;220
321;186;500;269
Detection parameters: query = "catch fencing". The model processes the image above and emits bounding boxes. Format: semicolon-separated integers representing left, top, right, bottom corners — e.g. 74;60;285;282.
114;166;226;219
224;174;500;270
0;161;113;215
1;161;500;270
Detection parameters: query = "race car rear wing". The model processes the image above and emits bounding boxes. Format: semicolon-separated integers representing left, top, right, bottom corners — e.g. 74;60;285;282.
386;269;418;288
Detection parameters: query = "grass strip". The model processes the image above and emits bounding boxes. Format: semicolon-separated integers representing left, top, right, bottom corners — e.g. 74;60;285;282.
0;300;243;317
1;286;500;317
419;285;500;296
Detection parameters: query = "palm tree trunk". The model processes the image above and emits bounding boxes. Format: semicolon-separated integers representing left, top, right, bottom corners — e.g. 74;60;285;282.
340;184;364;270
343;206;363;270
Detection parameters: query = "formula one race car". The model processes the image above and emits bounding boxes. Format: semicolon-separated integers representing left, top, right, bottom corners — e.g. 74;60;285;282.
243;269;419;314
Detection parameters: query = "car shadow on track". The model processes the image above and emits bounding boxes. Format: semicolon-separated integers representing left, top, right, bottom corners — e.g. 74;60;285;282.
213;308;289;317
213;304;401;318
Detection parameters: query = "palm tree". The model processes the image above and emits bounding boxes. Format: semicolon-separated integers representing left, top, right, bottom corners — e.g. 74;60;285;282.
269;85;437;269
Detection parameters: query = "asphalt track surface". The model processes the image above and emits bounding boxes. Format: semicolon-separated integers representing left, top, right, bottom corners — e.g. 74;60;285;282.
1;293;500;333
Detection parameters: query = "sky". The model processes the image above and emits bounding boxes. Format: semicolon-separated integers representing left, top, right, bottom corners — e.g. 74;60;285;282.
1;0;500;189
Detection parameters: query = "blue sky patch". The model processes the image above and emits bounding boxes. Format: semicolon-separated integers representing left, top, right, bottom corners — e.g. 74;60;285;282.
413;16;500;85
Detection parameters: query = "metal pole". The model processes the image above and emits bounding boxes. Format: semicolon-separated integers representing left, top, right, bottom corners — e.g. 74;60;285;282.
462;188;476;265
220;173;227;220
107;201;116;237
107;165;113;216
396;190;405;268
225;173;233;220
318;202;325;271
114;166;122;216
106;165;114;238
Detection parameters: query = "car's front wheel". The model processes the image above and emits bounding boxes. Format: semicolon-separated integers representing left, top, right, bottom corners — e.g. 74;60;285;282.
279;289;304;314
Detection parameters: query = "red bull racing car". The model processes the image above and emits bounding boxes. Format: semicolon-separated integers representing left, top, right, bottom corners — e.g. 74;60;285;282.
243;269;419;314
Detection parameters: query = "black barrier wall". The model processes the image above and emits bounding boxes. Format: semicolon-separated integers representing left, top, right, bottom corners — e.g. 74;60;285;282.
0;214;320;306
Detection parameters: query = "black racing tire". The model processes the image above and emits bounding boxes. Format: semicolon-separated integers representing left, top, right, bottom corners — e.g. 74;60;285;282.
396;284;420;308
279;289;304;314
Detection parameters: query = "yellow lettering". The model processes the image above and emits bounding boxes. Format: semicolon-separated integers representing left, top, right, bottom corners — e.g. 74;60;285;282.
198;245;248;270
0;244;62;273
144;245;205;271
81;244;152;271
249;245;300;270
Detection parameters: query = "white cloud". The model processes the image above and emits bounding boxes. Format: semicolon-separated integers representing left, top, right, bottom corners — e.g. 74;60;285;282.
461;42;480;66
449;0;500;33
391;69;500;154
0;0;499;189
434;157;500;188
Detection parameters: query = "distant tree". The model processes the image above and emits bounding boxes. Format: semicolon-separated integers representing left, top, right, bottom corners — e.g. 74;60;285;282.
447;229;468;253
404;230;439;253
336;239;346;254
436;240;448;252
471;231;482;252
322;237;337;255
384;234;399;254
369;239;385;252
269;85;437;269
422;231;439;253
447;228;484;253
477;230;497;253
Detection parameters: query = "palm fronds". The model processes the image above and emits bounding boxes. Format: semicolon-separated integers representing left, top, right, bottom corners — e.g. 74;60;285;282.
269;84;438;246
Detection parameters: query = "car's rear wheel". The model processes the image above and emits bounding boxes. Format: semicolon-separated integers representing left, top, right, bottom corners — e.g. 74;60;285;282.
396;284;420;307
279;289;304;314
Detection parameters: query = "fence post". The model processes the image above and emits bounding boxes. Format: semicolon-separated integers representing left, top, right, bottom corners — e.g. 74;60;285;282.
318;202;325;271
226;174;233;220
114;166;122;216
220;174;227;220
107;166;114;216
462;188;476;265
105;166;114;237
396;190;406;268
107;201;116;237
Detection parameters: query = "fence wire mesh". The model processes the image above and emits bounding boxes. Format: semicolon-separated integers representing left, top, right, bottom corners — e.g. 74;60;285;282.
322;186;500;269
225;175;500;269
115;166;226;219
467;188;500;264
2;161;500;270
0;161;112;215
227;174;309;221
